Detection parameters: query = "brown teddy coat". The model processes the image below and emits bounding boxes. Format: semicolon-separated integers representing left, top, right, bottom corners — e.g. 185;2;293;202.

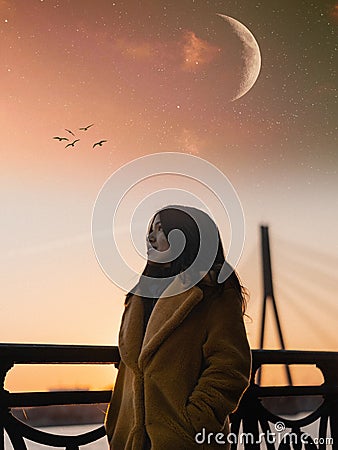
105;274;251;450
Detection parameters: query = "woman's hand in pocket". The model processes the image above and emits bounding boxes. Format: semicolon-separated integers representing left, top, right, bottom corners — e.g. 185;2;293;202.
184;398;224;436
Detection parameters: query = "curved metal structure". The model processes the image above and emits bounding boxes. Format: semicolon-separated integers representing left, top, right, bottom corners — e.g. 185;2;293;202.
0;344;337;450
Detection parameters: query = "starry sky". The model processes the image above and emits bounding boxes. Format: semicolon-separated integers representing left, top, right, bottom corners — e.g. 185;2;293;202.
1;0;337;391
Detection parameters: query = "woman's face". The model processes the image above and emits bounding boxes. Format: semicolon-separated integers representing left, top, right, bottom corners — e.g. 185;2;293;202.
147;213;169;252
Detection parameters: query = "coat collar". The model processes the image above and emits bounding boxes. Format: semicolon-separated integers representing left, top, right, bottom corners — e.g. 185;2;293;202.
118;273;204;372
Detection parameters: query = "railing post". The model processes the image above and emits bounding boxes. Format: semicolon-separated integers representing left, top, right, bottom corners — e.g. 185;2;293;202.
331;399;338;450
316;361;338;450
0;360;14;450
0;410;3;450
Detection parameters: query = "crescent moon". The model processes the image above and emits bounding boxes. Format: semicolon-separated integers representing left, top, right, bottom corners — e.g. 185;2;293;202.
217;13;262;101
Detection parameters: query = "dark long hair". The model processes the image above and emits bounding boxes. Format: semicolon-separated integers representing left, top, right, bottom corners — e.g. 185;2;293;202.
126;205;247;314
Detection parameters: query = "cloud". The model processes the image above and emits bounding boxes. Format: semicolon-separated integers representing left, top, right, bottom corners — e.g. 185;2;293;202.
181;31;221;71
1;0;15;19
7;232;92;258
115;38;154;61
0;0;11;7
330;4;338;22
113;30;221;72
176;128;203;155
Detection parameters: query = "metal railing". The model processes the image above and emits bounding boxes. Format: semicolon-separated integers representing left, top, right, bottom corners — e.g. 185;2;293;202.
0;344;337;449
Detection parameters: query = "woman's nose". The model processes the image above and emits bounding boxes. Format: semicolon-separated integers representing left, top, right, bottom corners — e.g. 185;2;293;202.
148;233;155;243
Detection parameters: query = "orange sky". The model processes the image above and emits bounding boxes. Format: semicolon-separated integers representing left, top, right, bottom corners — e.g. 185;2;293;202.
1;0;337;392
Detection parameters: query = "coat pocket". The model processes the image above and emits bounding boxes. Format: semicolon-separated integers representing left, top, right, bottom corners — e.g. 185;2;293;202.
184;400;224;436
181;404;198;438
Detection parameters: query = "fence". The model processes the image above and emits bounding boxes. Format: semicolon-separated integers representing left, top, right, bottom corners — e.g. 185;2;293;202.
0;344;337;449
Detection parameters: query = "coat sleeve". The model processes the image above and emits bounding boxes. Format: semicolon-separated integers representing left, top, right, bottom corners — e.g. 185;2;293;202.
185;286;251;432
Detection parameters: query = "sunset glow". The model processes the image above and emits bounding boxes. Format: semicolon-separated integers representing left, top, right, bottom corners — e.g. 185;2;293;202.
1;0;337;392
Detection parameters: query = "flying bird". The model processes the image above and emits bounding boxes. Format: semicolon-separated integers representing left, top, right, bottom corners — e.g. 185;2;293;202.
65;139;80;148
53;136;69;141
79;123;94;131
93;140;107;148
65;128;75;136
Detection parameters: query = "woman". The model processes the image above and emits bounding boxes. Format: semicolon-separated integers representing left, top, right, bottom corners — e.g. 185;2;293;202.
105;205;251;450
